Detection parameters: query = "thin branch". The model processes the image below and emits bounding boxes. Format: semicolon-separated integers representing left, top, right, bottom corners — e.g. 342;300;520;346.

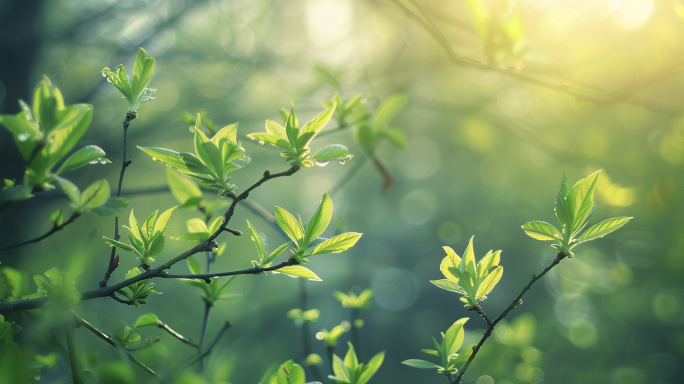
162;259;297;280
450;252;567;384
388;0;684;115
102;113;136;286
125;337;162;351
157;320;198;349
199;300;212;373
65;319;83;384
468;305;492;327
0;212;81;250
172;321;231;374
72;311;160;378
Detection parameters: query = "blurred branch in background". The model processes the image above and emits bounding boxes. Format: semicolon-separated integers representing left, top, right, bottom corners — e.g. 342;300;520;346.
389;0;684;116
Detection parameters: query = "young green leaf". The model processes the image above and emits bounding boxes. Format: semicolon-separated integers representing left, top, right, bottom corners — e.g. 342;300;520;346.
167;168;203;208
78;179;110;211
277;266;322;281
275;207;305;245
90;197;128;217
56;145;108;174
307;233;362;256
576;217;633;243
401;359;442;369
521;221;562;241
134;313;159;328
304;193;333;245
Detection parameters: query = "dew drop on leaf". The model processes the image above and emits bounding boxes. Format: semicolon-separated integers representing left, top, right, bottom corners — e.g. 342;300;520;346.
89;160;98;164
189;126;195;133
101;72;107;77
106;77;112;83
339;160;345;165
258;141;265;145
17;133;30;142
152;157;157;161
315;161;330;167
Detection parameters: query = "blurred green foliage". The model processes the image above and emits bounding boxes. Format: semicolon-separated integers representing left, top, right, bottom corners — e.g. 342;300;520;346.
1;0;683;383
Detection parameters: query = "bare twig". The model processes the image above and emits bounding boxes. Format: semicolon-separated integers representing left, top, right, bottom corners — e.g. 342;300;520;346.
0;212;81;250
468;305;492;327
102;113;136;286
157;321;198;349
72;311;160;378
450;252;567;384
65;319;83;384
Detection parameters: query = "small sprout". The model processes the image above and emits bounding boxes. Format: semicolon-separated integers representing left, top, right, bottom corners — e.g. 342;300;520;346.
402;318;473;375
521;170;632;257
430;236;503;308
334;289;373;310
101;48;156;114
329;342;385;384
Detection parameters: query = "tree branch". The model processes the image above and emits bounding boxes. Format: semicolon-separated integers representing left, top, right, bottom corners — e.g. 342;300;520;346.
451;252;567;384
0;166;300;314
72;311;160;378
156;320;198;349
0;212;81;250
102;113;136;286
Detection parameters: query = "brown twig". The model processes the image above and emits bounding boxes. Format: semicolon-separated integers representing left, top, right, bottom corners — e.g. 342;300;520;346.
102;113;136;286
0;212;81;250
450;252;567;384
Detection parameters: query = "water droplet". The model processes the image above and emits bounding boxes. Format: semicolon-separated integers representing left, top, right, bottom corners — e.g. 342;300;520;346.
188;126;195;133
315;161;330;167
152;157;157;161
315;332;324;340
106;77;112;83
338;160;346;165
258;141;265;146
101;72;107;78
250;137;256;140
100;159;107;164
89;160;98;164
17;133;30;142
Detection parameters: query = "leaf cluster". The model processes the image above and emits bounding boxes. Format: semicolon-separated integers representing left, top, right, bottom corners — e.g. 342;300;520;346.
259;360;306;384
0;77;101;194
247;104;352;167
140;115;250;196
329;342;385;384
55;178;128;217
334;289;373;310
430;236;503;307
101;48;156;114
521;170;633;257
116;268;159;307
351;94;408;154
180;257;239;305
286;308;320;327
317;325;348;348
103;207;177;265
402;318;473;374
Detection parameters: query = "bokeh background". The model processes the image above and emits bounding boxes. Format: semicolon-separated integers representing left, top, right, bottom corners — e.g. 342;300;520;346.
1;0;683;383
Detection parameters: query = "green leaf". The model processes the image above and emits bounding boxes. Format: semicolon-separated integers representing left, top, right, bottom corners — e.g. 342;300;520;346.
567;170;600;234
187;256;203;275
372;94;408;131
462;236;477;277
450;345;473;366
357;350;385;384
285;106;299;148
53;175;80;204
444;318;468;355
103;237;139;255
263;242;291;266
554;170;571;233
167;168;203;208
430;279;467;294
90;197;128;217
476;266;503;300
0;113;41;161
134;313;159;328
382;128;407;150
34;353;60;369
78;179;110;210
151;206;177;239
331;354;350;383
275;207;305;246
56;145;108;174
440;246;462;281
298;103;336;148
305;193;333;245
312;145;351;163
247;220;266;261
521;221;562;241
308;233;362;256
138;146;211;176
576;217;633;243
401;359;442;369
131;48;155;109
277;266;322;281
46;104;94;169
